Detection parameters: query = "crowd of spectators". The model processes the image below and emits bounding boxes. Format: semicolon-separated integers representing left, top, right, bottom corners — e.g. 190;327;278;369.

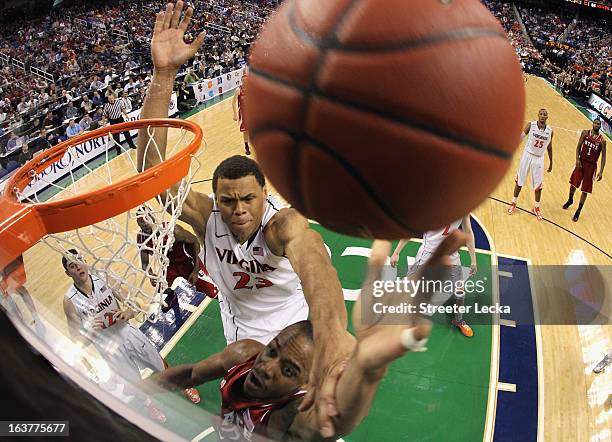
482;1;611;104
0;0;276;177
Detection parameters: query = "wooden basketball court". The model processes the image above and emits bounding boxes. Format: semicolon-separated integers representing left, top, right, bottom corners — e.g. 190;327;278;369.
11;75;611;440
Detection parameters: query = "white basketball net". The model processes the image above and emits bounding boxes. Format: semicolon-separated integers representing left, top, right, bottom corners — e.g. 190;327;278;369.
14;124;201;322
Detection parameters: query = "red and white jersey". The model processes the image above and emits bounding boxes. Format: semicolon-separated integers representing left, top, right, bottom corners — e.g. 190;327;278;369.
201;195;308;343
579;130;603;163
219;356;306;441
137;227;195;266
421;218;463;257
237;85;245;111
65;275;128;339
524;121;553;157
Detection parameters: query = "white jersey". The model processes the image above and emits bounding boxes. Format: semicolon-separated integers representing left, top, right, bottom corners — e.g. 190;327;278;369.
65;275;129;340
421;218;463;258
525;121;553;157
202;195;308;344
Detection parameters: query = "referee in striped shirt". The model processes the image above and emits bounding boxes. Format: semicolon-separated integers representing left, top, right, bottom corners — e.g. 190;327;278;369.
103;93;136;156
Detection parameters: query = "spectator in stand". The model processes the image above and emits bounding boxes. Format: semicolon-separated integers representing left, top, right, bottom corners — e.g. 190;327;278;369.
184;68;200;85
123;77;138;94
64;101;79;121
81;95;93;113
33;129;51;152
65;119;82;138
92;91;103;107
79;114;93;132
90;76;105;91
43;112;57;130
16;142;33;165
5;132;20;153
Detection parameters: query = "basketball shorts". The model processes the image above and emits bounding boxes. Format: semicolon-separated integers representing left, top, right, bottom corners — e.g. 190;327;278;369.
218;291;309;345
94;324;165;384
408;248;468;311
516;150;545;190
570;161;597;194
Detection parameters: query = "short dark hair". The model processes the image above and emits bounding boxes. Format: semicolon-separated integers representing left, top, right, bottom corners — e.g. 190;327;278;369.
280;320;314;345
61;248;79;271
212;155;265;193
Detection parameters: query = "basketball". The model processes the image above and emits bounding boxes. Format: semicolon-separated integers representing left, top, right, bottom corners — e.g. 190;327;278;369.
244;0;526;238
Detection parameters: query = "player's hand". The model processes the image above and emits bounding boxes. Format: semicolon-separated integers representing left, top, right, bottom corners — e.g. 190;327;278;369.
298;326;354;439
597;172;603;181
352;233;467;367
92;318;106;330
469;263;478;277
233;115;238;121
390;252;400;268
116;308;135;322
547;164;553;173
152;1;206;73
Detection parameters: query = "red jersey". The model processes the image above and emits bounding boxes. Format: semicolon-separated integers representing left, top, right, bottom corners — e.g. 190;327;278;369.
580;130;603;163
137;228;194;266
219;357;306;441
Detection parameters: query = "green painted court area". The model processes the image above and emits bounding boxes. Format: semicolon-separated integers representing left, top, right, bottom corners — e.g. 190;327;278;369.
165;225;493;441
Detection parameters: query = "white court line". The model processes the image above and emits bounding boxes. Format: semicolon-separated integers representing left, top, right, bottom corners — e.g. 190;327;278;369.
190;426;215;442
498;382;517;393
182;303;197;313
500;319;516;328
499;271;513;278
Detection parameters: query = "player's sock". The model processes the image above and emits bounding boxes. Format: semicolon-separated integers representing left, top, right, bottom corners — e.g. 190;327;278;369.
534;201;541;209
511;197;517;204
244;143;250;155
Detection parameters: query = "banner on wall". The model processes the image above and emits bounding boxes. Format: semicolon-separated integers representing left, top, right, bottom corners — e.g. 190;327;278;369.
0;93;178;196
588;93;612;122
191;67;246;103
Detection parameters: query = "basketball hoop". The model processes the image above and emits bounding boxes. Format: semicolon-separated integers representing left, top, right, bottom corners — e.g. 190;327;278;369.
0;118;203;321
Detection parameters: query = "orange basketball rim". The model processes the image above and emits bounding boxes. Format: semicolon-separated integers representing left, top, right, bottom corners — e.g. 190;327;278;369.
0;118;203;270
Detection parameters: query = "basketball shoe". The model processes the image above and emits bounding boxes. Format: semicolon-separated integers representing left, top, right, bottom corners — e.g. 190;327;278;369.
507;203;517;215
533;206;543;221
452;319;474;337
593;354;610;374
183;388;201;404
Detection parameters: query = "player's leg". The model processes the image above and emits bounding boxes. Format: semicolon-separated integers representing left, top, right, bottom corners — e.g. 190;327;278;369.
509;153;529;214
449;261;473;337
573;163;595;222
593;349;612;374
565;165;584;209
573;192;588;222
194;259;219;298
532;157;545;220
563;185;578;209
125;326;201;404
243;131;251;156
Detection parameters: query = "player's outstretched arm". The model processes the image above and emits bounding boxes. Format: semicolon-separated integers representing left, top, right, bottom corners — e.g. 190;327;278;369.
462;214;477;275
390;238;410;267
575;131;587;168
284;233;468;441
267;208;354;436
547;131;554;172
141;339;263;394
598;139;606;180
137;1;212;240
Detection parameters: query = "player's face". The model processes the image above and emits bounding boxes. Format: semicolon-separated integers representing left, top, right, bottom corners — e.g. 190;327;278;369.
244;334;312;400
216;176;266;243
593;120;601;132
538;110;548;124
65;256;89;285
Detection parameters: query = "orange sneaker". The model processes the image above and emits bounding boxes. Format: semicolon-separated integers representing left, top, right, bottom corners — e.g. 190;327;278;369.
147;403;167;424
452;319;474;337
183;387;201;404
507;202;516;215
533;206;543;221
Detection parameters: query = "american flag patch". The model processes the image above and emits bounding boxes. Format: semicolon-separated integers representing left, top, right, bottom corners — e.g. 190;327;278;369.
253;246;263;256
